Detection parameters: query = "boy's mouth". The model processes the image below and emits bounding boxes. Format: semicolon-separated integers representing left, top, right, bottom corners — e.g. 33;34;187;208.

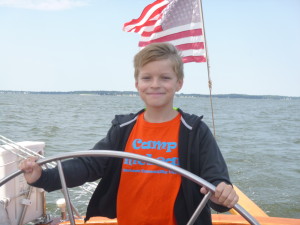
147;92;164;95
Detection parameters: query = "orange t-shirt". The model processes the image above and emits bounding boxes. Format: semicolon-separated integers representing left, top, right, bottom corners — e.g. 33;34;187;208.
117;112;182;225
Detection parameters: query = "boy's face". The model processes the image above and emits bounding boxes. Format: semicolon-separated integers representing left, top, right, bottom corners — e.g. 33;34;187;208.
135;59;183;110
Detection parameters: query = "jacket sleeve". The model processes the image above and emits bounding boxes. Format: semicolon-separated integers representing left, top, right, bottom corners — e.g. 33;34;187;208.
31;123;119;192
194;121;232;212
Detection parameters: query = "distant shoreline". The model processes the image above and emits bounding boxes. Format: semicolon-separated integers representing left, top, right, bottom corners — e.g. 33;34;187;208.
0;90;299;100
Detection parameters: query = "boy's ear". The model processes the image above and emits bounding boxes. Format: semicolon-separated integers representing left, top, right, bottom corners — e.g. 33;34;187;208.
176;79;183;92
135;80;139;90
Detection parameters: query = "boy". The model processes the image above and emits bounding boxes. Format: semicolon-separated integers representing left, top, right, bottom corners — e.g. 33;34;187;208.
20;43;238;225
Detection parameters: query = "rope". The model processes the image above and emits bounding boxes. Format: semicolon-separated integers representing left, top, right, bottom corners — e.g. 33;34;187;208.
208;78;216;137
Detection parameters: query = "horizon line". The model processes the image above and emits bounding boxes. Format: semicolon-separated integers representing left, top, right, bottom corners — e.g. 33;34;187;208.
1;90;299;99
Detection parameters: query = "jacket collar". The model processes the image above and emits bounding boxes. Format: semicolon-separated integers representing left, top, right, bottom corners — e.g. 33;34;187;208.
114;108;203;130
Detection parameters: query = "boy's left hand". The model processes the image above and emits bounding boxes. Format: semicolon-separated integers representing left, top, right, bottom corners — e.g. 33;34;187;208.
200;182;239;208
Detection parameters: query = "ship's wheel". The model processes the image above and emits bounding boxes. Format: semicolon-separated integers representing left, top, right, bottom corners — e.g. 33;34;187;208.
0;150;260;225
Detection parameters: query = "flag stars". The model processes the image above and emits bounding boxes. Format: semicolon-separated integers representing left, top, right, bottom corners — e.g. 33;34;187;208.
162;0;200;29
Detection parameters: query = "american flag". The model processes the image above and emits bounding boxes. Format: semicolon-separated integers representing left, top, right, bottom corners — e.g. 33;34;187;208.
123;0;206;63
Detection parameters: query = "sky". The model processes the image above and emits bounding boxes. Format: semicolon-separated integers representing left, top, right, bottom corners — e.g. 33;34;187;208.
0;0;299;97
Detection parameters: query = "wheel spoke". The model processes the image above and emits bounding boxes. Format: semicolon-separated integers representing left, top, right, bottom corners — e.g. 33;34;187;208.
57;160;76;225
187;191;212;225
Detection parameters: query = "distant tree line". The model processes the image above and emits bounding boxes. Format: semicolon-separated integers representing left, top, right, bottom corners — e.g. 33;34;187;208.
0;90;298;100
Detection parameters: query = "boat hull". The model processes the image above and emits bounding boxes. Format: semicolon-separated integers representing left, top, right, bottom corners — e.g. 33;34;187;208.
56;215;300;225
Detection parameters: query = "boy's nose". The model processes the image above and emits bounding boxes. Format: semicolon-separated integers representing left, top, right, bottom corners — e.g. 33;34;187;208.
151;78;160;87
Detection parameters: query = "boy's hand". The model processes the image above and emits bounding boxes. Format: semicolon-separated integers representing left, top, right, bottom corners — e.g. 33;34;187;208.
19;156;42;184
200;182;239;208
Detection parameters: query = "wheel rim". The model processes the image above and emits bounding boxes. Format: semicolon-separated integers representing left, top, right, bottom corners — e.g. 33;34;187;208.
0;150;260;225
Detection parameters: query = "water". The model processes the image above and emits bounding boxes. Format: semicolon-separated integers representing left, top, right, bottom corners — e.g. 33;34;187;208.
1;93;299;219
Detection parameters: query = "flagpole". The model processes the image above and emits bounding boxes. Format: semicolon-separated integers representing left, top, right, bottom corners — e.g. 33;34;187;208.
198;0;216;137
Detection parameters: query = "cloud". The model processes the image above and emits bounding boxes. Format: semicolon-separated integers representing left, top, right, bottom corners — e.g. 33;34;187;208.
0;0;89;11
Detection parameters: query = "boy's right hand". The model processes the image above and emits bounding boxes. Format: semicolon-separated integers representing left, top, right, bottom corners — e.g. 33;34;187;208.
19;157;42;184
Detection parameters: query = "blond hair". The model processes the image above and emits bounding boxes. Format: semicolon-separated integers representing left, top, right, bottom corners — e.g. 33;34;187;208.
133;43;184;80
